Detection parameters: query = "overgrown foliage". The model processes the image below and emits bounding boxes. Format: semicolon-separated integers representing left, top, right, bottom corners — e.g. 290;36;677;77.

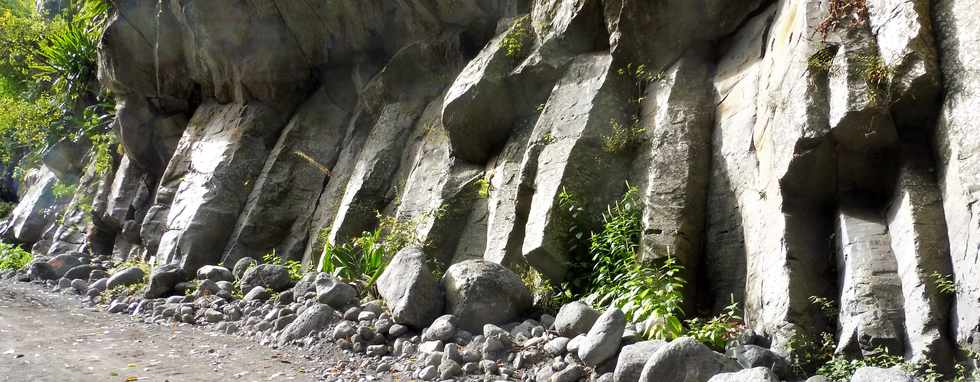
502;15;530;60
318;210;435;298
687;298;744;352
930;271;957;296
0;242;31;270
0;0;115;173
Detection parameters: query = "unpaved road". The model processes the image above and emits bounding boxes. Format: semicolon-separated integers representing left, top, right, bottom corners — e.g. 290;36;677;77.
0;279;329;382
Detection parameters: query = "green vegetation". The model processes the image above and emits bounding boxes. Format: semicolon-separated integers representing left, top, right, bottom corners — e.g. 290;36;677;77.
521;267;574;313
602;117;645;154
930;271;957;296
0;0;115;176
687;298;744;352
857;53;891;103
476;176;492;199
51;179;76;198
809;295;839;317
0;242;31;270
0;200;15;218
501;15;530;60
807;47;837;75
262;249;303;281
318;210;434;298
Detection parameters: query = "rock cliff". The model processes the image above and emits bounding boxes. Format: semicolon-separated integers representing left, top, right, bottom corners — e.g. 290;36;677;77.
3;0;979;370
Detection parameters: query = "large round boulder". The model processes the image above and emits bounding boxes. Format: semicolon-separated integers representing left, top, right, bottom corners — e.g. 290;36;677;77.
377;247;444;328
441;260;532;332
555;300;601;337
241;264;292;293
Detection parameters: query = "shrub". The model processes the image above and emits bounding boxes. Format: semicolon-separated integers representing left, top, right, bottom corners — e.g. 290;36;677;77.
687;299;744;352
585;185;686;340
787;331;836;376
501;15;530;59
602;117;645;154
0;242;31;270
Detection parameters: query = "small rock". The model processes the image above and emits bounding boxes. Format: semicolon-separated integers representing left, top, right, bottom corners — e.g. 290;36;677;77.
707;367;779;382
243;286;271;301
615;340;667;382
315;273;357;308
70;279;88;293
849;367;917;382
107;301;128;313
566;334;586;354
106;267;145;290
367;344;388;357
241;264;292;293
63;264;95;280
540;314;556;328
555;301;601;338
462;361;480;374
277;304;337;346
420;340;445;353
480;360;499;375
734;345;791;379
552;364;585;382
344;307;361;321
423;315;457;342
205;309;223;323
334;321;356;340
439;359;462;379
545;337;570;356
418;365;438;381
389;323;409;338
358;311;377;321
196;265;234;283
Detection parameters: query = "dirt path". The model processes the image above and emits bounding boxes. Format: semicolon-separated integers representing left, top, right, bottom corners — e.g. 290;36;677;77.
0;279;330;382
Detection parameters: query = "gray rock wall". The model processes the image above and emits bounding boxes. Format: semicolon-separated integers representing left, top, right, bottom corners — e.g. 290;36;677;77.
5;0;979;369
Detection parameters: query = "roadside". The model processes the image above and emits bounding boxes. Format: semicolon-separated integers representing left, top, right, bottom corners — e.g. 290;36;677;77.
0;279;331;382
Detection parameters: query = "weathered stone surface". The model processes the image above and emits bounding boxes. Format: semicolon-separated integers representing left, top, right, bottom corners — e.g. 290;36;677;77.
0;167;69;245
314;273;357;309
377;247;444;328
46;254;83;279
933;0;980;356
241;264;292;293
707;367;778;382
106;267;145;290
276;304;338;346
614;340;666;382
196;265;233;283
520;53;632;281
732;345;790;380
834;207;905;355
850;367;916;382
442;260;532;332
578;308;625;366
232;257;257;280
145;264;187;299
638;337;739;382
555;301;601;338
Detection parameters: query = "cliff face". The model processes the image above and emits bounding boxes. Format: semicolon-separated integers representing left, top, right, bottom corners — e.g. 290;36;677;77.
4;0;979;366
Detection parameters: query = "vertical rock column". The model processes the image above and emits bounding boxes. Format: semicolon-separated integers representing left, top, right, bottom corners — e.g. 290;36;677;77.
933;0;980;355
834;205;905;355
886;146;954;366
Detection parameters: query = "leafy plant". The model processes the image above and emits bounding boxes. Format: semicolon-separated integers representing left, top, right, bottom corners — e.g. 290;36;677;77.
521;267;574;313
51;180;76;198
602;117;645;154
817;347;904;382
687;299;744;351
787;331;836;376
930;271;956;296
476;176;492;199
857;54;891;100
809;295;839;317
501;15;530;59
0;242;31;270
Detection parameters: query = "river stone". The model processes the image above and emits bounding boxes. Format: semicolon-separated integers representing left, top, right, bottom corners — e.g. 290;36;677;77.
232;257;257;280
315;273;357;308
442;260;532;332
145;263;187;298
244;286;271;301
277;303;337;346
241;264;292;292
734;345;790;379
377;247;444;328
850;367;916;382
555;301;601;338
578;308;626;366
27;261;58;281
63;264;95;280
707;367;779;382
196;265;234;283
47;254;82;278
639;337;739;382
614;340;667;382
106;267;146;290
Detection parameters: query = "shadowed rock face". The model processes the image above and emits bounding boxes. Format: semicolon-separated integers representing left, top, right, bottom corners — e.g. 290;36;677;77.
4;0;976;370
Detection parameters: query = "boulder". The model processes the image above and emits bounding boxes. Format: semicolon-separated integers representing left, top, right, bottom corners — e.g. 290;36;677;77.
639;337;739;382
196;265;234;283
47;254;82;278
277;303;338;346
707;367;779;382
27;261;58;281
733;345;790;379
850;367;916;382
241;264;292;293
376;247;444;328
555;301;601;338
63;264;95;280
578;308;626;366
442;260;532;332
243;286;271;302
232;257;257;280
106;267;146;290
614;340;667;382
314;273;357;308
145;264;187;298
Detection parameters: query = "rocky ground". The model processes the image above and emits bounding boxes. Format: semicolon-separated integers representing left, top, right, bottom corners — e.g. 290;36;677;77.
0;278;398;382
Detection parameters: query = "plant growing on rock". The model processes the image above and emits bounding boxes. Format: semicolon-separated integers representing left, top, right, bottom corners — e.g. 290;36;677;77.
787;331;836;376
930;271;957;295
686;298;744;352
0;242;31;271
807;47;837;75
476;176;492;199
501;15;530;60
602;117;646;154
